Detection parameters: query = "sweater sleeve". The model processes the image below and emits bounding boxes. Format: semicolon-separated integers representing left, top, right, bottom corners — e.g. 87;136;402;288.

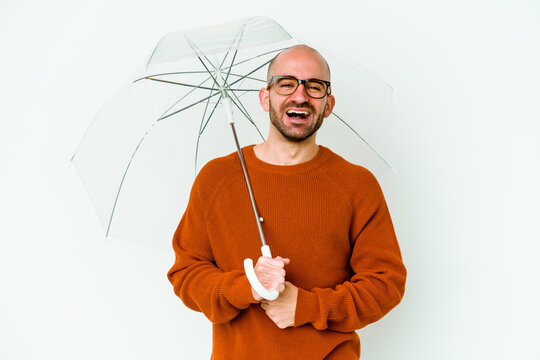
167;174;259;324
293;174;407;332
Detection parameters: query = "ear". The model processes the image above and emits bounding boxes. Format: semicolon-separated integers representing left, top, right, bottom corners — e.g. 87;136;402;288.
259;88;270;112
324;94;335;118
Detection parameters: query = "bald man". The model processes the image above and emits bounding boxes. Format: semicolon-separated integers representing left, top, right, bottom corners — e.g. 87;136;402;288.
168;45;407;359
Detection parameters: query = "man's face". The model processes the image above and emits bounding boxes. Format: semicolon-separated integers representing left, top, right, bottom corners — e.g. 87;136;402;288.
259;48;335;143
268;94;324;143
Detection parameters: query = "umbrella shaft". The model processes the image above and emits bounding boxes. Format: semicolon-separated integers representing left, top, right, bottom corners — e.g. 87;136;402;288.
230;123;267;247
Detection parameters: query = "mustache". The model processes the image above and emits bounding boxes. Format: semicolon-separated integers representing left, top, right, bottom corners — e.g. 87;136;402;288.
280;101;316;113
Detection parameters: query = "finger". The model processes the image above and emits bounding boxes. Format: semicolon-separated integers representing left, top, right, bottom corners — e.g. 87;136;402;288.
265;281;284;292
256;261;287;274
264;268;286;278
258;274;282;284
258;265;286;275
281;257;291;265
258;256;287;268
257;269;285;283
256;257;284;270
274;257;290;266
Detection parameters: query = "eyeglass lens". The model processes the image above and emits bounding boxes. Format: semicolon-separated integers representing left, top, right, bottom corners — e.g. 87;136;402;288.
274;77;327;98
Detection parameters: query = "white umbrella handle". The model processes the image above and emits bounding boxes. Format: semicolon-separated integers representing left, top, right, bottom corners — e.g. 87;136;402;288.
243;245;279;301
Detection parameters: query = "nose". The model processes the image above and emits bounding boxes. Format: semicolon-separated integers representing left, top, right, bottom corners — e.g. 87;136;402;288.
290;82;309;102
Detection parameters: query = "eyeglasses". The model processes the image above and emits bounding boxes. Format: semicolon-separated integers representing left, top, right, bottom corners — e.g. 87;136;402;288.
267;76;331;99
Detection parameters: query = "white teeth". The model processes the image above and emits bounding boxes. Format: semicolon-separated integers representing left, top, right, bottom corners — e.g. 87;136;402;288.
287;110;309;115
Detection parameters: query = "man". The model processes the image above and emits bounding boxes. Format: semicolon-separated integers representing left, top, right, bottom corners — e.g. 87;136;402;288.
167;45;406;359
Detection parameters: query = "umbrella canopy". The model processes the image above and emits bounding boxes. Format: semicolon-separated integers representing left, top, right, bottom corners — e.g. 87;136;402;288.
71;17;394;249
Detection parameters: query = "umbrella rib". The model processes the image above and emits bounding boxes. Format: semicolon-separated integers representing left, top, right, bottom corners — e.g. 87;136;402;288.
142;73;261;92
105;123;157;236
194;95;223;173
183;36;220;86
219;48;288;73
144;34;166;71
231;90;252;100
158;92;221;121
197;90;215;136
199;95;222;136
143;77;220;91
193;44;220;74
221;39;253;95
225;88;259;92
195;55;220;89
331;112;397;173
230;75;266;83
228;91;255;124
228;94;265;141
218;22;245;73
134;72;266;84
223;22;247;86
191;22;246;78
133;71;218;82
227;58;274;88
213;48;286;94
195;91;220;173
158;75;216;119
224;49;239;87
218;51;232;72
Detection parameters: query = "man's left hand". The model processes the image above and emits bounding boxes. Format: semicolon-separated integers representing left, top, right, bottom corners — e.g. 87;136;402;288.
260;281;298;329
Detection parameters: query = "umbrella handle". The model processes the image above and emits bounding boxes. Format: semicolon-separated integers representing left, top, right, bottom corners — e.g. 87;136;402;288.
243;245;279;301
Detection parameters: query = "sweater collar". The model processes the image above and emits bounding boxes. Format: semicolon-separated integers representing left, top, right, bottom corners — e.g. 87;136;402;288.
243;144;330;175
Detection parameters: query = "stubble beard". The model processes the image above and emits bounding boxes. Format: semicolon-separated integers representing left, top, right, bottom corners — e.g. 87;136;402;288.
269;99;325;143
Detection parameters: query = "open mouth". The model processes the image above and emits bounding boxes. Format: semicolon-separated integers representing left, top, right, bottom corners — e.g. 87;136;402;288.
286;110;310;119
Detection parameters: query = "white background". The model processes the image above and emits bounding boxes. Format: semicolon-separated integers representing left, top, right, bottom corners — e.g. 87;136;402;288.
1;0;539;359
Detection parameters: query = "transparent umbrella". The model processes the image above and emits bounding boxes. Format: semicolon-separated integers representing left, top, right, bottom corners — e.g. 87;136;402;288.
71;16;394;261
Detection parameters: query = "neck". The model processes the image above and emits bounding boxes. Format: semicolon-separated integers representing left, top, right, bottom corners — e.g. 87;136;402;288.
253;129;319;165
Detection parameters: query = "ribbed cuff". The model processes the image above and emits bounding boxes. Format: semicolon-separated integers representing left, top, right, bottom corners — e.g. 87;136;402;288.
225;271;261;309
294;288;319;327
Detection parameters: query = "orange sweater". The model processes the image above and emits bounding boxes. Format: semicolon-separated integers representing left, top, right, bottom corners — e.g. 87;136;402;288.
167;145;406;359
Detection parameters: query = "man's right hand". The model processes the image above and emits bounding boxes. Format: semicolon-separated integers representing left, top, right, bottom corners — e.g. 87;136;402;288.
251;256;290;301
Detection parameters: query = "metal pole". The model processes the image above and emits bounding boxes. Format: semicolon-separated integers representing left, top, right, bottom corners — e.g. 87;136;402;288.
221;95;266;247
229;122;267;247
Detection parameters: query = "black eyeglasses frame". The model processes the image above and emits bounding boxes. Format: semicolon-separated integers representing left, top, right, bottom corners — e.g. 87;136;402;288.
266;76;331;99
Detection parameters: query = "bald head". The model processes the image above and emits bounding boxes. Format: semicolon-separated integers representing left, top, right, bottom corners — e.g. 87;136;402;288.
267;45;331;81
